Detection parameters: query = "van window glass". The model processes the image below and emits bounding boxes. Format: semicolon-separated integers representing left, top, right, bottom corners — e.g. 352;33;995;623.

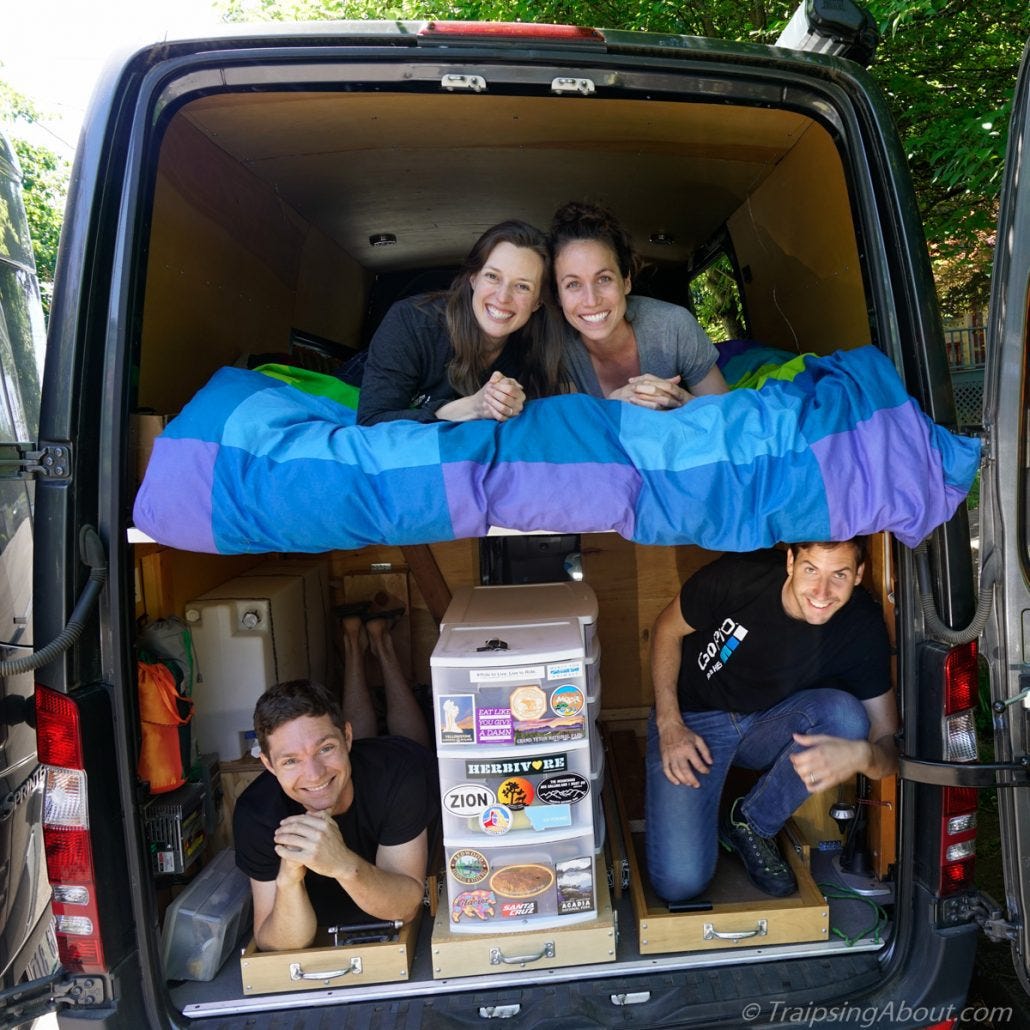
0;155;35;270
689;252;747;342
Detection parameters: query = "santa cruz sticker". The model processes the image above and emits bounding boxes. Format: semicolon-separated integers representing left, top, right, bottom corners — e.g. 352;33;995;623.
549;684;585;718
444;783;495;817
537;772;589;805
449;849;489;885
501;901;539;918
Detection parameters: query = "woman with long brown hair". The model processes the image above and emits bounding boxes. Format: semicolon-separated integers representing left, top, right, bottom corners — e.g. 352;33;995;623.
357;220;564;425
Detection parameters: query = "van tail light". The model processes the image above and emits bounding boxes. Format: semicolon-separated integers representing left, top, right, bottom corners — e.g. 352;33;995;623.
939;642;979;895
418;21;603;42
34;685;107;972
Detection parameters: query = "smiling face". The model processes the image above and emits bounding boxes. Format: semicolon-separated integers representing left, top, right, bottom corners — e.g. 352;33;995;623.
469;241;544;343
782;543;864;625
260;713;355;816
553;238;632;346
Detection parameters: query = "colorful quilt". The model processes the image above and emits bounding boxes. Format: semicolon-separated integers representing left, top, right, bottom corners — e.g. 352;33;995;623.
132;345;980;555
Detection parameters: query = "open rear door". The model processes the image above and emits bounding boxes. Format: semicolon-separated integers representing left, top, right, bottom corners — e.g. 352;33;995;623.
980;36;1030;996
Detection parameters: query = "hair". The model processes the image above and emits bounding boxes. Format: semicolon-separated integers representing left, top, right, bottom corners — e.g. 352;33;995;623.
787;537;868;568
441;220;565;399
253;679;344;756
549;200;642;281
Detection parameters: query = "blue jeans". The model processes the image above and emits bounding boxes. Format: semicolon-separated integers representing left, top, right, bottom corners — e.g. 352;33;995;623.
644;688;870;902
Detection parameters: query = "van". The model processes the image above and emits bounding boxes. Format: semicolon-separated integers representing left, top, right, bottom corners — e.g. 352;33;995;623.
2;4;1028;1027
0;127;58;1012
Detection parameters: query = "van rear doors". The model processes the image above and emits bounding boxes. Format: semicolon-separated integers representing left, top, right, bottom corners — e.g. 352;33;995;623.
980;36;1030;997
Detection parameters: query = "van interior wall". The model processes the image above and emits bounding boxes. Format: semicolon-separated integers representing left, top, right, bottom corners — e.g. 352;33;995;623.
729;122;869;353
136;115;367;414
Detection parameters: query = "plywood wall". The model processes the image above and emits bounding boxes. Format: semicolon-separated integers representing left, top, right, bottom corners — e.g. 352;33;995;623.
137;114;365;415
729;122;870;354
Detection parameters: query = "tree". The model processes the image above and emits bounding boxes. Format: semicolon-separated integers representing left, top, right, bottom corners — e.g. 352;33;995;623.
215;0;1029;318
1;81;70;315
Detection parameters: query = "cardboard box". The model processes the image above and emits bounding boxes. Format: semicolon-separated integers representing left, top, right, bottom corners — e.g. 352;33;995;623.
429;856;614;978
240;913;419;995
131;413;171;486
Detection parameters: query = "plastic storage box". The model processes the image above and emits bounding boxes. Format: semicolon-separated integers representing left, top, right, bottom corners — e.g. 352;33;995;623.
161;848;253;981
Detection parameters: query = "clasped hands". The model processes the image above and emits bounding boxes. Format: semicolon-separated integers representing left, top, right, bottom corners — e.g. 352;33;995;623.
273;811;353;883
611;373;694;410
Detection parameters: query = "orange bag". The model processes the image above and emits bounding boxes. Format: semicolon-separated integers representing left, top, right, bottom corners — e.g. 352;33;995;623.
137;659;194;793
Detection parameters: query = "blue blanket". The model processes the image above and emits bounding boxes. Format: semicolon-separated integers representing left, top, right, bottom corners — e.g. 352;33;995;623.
132;346;980;554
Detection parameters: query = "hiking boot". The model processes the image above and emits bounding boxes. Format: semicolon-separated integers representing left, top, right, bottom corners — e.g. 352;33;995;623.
718;798;798;898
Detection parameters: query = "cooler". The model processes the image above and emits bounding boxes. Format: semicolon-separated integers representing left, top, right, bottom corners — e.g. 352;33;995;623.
184;572;327;761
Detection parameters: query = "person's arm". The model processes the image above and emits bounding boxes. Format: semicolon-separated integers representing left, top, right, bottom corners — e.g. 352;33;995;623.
790;687;900;791
250;855;318;951
356;300;450;426
687;364;729;396
435;371;526;422
651;597;712;787
272;812;426;924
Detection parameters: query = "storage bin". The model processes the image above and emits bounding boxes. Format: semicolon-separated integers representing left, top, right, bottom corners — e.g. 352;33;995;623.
441;583;599;652
438;741;594;841
161;849;252;981
444;831;597;934
431;619;589;749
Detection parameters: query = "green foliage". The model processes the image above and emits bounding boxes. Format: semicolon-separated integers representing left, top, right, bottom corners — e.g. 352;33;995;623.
1;82;68;314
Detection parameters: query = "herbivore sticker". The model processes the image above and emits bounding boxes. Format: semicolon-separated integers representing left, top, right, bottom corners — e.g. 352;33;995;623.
465;752;569;778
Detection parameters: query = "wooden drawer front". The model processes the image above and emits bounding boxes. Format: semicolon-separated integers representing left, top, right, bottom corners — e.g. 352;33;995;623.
240;917;417;995
430;857;615;979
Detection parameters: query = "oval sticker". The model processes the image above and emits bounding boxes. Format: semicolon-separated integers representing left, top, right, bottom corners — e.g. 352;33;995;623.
444;783;496;817
537;772;590;805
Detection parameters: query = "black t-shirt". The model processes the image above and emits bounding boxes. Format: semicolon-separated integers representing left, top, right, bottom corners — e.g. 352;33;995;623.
676;550;890;714
356;295;527;425
234;735;438;926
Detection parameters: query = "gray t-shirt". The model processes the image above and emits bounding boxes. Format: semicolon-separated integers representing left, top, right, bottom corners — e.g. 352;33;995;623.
562;294;719;398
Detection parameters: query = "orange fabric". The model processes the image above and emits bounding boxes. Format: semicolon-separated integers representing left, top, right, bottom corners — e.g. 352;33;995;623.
137;660;193;793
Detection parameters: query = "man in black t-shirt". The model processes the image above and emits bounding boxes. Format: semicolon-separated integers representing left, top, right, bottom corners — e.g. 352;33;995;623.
234;679;437;951
645;539;898;902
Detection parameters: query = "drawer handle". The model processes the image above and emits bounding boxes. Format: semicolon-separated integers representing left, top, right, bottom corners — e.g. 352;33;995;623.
702;919;768;941
489;941;555;965
289;957;362;982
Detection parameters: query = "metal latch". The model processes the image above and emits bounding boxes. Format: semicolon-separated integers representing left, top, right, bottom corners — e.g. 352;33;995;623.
441;73;487;92
551;76;595;95
0;442;72;481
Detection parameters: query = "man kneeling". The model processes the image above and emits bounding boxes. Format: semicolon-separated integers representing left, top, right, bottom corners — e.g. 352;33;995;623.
645;539;898;902
234;679;437;951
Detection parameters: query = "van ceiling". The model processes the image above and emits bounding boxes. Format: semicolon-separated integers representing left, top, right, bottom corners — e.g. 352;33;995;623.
180;92;812;271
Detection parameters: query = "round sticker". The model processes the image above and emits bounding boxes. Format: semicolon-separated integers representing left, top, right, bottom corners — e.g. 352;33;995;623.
479;804;514;835
537;772;590;805
509;685;547;720
450;848;489;885
444;783;496;817
496;776;534;810
549;684;585;718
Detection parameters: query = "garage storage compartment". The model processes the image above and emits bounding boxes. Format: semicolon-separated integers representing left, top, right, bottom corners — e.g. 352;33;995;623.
126;40;910;1024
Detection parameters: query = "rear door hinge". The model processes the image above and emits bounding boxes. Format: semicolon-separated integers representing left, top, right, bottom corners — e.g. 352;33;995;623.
0;441;72;481
946;891;1021;942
